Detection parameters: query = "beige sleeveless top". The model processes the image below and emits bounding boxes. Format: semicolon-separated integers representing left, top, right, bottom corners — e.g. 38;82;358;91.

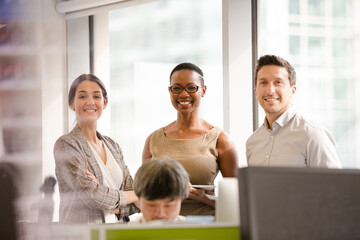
149;126;222;216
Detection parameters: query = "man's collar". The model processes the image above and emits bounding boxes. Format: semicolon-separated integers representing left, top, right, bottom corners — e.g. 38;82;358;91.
263;105;296;129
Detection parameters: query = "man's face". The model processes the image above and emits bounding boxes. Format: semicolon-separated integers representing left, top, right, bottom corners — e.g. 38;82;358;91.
140;197;182;222
255;65;296;120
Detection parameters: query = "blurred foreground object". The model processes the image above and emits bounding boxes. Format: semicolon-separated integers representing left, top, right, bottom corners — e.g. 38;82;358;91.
0;163;18;240
31;176;57;223
38;176;57;223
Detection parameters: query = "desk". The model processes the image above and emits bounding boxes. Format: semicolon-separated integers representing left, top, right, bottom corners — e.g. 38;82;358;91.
18;222;240;240
93;223;240;240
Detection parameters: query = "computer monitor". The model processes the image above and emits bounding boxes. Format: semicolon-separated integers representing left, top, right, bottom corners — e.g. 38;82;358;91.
238;167;360;240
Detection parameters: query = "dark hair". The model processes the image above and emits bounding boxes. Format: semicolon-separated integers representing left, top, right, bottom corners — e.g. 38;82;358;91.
169;62;204;86
255;55;296;86
134;158;189;201
68;74;108;107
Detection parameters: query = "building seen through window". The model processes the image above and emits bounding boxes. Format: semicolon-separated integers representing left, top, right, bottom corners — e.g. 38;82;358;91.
259;0;360;168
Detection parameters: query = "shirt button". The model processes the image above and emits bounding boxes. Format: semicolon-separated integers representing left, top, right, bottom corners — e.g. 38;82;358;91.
265;155;269;158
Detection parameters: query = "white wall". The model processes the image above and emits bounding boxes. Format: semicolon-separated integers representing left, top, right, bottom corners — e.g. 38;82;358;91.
41;0;67;221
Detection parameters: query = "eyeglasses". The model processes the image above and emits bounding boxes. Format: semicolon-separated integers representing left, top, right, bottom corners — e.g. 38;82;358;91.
169;85;200;94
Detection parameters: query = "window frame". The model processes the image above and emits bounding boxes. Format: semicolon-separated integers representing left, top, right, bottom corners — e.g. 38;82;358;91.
65;0;255;165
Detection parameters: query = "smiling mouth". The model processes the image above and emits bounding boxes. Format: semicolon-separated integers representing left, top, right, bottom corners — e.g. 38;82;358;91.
84;109;96;112
178;101;191;105
263;96;279;102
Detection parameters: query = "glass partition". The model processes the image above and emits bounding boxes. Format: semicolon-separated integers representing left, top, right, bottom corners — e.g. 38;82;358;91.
107;0;223;175
258;0;360;168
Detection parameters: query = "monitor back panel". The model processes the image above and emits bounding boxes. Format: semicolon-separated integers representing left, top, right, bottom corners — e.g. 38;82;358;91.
238;167;360;240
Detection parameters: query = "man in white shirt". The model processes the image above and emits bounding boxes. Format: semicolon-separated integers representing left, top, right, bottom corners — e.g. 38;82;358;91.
246;55;341;168
131;158;189;223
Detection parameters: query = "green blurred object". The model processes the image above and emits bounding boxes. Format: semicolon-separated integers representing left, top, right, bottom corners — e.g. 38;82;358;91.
105;226;240;240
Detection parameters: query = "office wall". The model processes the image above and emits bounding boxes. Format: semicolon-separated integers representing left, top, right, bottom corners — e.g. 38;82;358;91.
0;0;66;222
41;0;67;222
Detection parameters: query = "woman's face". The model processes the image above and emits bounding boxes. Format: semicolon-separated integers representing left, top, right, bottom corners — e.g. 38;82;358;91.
169;69;206;114
70;80;107;125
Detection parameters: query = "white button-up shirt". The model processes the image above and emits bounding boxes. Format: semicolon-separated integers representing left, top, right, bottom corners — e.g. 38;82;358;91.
246;106;342;168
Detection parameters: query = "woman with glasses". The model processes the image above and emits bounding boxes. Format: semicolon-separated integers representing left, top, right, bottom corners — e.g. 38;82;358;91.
54;74;139;223
142;62;238;216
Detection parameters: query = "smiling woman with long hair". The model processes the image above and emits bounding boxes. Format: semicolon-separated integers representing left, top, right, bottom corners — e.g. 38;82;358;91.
54;74;139;224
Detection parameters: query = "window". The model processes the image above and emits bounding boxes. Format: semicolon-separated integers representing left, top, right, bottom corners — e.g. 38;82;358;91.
333;0;348;17
258;0;360;168
289;0;300;14
289;35;300;55
308;37;325;56
60;0;254;225
107;0;223;175
332;38;348;58
308;0;325;16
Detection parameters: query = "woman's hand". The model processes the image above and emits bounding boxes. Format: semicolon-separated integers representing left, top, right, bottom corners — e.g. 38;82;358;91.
188;184;215;208
124;191;140;206
106;209;120;214
85;170;99;184
189;187;205;200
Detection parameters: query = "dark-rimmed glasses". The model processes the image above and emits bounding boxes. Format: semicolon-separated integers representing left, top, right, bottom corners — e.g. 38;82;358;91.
169;85;199;94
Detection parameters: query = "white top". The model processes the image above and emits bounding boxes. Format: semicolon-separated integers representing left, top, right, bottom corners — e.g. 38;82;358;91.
246;105;342;168
129;213;186;224
88;141;124;223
